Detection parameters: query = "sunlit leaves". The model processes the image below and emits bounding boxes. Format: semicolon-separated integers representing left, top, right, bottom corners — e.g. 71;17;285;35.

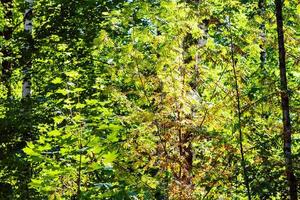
53;116;65;124
48;129;61;137
65;70;80;79
102;151;118;167
9;0;299;199
23;147;40;157
51;77;63;84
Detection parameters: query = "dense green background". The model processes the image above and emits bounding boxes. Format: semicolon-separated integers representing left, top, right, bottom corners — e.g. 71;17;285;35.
0;0;299;199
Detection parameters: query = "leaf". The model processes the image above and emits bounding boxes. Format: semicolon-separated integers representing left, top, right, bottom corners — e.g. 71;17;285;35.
141;175;158;189
47;170;60;177
73;88;85;93
92;145;103;154
75;103;86;109
73;114;84;121
98;124;109;130
89;162;102;171
57;43;68;51
109;124;122;131
23;147;40;157
27;141;35;149
30;179;43;187
53;116;65;124
51;77;63;84
65;71;80;79
48;130;61;137
56;89;69;96
85;99;98;105
107;132;119;142
102;151;118;166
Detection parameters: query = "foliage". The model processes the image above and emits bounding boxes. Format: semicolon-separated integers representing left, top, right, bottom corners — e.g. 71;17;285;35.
0;0;299;199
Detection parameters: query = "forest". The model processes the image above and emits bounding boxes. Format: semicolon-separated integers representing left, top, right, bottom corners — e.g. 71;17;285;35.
0;0;299;199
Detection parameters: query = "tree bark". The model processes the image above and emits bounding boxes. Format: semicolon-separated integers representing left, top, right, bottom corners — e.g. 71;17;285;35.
22;0;33;99
275;1;298;199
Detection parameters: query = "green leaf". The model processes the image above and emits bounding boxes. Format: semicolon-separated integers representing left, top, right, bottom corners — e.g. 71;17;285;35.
23;147;40;157
56;89;69;95
57;43;68;51
30;179;43;187
48;130;61;137
85;99;98;105
65;71;80;79
89;162;102;171
107;132;119;142
51;77;63;84
92;145;103;154
73;114;84;121
102;151;118;166
73;88;85;93
141;175;158;189
53;116;65;124
75;103;86;109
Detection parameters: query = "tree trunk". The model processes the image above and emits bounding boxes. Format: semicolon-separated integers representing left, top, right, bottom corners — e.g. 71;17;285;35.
275;1;298;199
22;0;33;99
19;0;34;199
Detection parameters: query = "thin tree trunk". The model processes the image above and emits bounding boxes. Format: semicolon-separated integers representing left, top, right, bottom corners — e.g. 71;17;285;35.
258;0;266;71
274;1;298;199
258;0;267;119
22;0;33;99
228;17;252;200
19;0;34;199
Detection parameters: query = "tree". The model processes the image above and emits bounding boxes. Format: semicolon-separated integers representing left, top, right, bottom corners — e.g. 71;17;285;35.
275;0;298;199
22;0;33;99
